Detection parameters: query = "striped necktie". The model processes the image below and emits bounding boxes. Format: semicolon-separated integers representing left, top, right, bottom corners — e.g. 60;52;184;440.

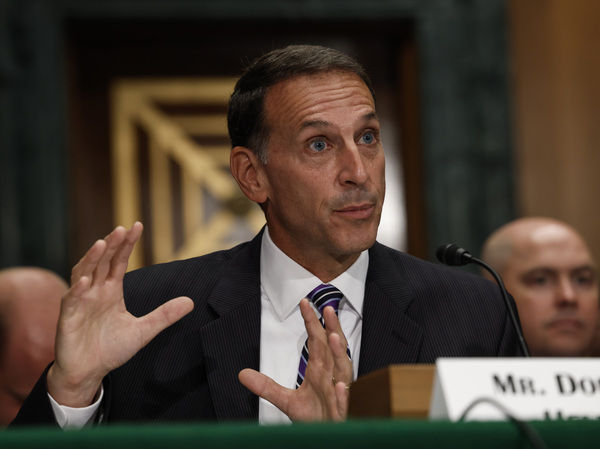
296;284;350;388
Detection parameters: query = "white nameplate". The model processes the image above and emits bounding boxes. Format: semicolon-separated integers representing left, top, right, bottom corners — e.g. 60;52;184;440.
429;358;600;421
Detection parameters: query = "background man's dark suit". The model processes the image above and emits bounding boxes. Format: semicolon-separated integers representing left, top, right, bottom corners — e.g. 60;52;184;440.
12;229;522;426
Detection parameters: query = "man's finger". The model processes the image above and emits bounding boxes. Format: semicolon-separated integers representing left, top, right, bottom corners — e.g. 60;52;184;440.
91;226;128;287
329;332;353;385
322;306;352;385
300;298;334;371
108;222;143;281
334;380;350;421
137;296;195;348
71;239;106;286
60;276;92;314
238;368;292;414
299;297;325;335
322;306;348;347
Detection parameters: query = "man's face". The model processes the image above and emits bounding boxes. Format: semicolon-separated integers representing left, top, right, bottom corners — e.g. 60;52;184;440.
502;225;599;357
257;71;385;276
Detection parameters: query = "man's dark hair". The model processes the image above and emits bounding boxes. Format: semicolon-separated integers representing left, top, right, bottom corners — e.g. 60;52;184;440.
227;44;375;163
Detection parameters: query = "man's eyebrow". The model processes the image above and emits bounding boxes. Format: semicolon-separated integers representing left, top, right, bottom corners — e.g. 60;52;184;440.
523;265;598;276
572;265;598;274
298;112;380;132
363;112;379;122
299;119;332;131
523;267;555;276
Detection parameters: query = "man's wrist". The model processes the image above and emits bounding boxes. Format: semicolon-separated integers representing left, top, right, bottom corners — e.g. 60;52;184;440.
46;364;104;408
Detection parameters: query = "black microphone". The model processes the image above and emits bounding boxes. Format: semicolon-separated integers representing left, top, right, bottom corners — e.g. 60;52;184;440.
436;243;531;357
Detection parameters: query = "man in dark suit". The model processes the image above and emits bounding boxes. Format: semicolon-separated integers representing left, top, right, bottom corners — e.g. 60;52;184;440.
12;44;523;427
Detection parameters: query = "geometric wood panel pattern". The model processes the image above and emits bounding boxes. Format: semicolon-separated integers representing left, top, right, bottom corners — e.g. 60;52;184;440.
111;78;265;270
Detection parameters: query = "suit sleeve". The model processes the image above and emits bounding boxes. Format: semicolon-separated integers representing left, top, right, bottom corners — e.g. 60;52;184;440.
9;365;61;428
10;363;112;428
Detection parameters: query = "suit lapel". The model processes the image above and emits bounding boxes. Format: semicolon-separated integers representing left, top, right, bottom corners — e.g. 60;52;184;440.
358;243;424;376
198;237;425;417
199;232;263;420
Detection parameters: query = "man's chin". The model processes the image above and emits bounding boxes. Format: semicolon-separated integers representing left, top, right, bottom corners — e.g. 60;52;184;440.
336;233;377;254
543;339;591;357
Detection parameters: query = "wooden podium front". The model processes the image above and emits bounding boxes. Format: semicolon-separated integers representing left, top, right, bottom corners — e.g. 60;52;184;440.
348;365;436;419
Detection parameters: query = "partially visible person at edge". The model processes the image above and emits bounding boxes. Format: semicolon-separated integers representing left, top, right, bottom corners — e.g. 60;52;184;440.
0;267;67;427
11;44;524;428
481;217;599;357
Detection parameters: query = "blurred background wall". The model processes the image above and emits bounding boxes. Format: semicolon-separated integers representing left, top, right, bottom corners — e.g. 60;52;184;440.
509;0;600;267
1;0;596;279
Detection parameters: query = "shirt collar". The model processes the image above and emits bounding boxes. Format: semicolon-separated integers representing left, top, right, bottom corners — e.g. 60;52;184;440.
260;226;368;322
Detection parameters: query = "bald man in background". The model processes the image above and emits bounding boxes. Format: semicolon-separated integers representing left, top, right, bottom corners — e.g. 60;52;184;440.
481;217;599;357
0;267;67;426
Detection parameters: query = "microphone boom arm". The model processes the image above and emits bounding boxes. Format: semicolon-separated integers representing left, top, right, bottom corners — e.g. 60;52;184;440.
468;257;530;357
436;243;531;357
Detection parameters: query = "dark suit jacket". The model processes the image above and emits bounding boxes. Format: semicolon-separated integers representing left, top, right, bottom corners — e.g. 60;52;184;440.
12;231;523;426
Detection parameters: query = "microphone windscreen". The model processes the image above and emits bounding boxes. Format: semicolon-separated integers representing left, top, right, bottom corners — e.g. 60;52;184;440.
436;243;468;266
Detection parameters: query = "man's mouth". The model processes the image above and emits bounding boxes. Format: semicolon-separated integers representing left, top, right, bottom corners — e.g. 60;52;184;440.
545;317;585;332
334;203;375;220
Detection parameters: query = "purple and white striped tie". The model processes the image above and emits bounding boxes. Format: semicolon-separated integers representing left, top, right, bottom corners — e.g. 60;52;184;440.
296;284;351;388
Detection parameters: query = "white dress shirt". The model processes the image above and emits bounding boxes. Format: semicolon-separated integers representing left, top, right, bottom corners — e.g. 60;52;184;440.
258;227;366;424
50;227;367;427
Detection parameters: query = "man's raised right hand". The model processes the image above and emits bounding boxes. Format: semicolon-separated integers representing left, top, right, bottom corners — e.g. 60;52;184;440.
47;222;194;407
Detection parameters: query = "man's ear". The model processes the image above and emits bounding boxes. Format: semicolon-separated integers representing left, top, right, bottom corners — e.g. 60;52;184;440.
230;146;268;204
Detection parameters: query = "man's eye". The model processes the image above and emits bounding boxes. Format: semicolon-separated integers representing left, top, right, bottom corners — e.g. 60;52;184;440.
309;139;327;152
360;132;375;144
525;275;550;287
574;274;595;286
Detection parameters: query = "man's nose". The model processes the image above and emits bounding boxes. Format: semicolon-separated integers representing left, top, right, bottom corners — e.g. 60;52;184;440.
555;277;578;306
338;142;368;186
